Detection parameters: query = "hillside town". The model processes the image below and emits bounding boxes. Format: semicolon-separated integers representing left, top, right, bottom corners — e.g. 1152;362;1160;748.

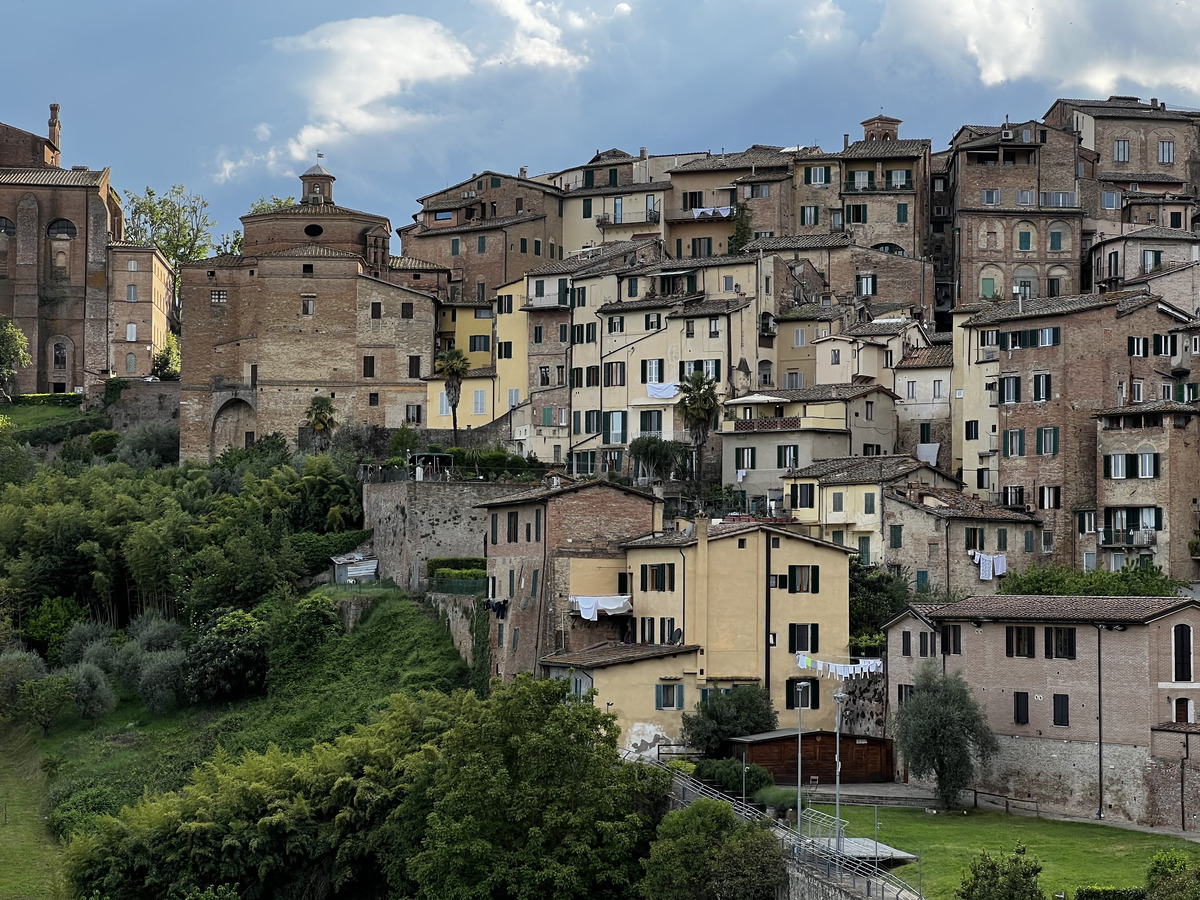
3;91;1200;848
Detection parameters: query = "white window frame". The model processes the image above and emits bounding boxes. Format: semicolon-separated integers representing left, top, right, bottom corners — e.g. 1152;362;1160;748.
1160;141;1175;164
439;392;450;416
473;389;486;415
981;189;1000;206
1139;452;1156;478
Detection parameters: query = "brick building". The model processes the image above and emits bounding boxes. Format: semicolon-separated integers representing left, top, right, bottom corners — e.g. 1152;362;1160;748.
887;594;1200;827
0;104;175;394
179;166;437;459
892;342;954;463
477;479;663;681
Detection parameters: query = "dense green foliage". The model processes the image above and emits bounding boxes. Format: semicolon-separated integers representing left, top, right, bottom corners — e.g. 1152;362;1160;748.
184;609;270;703
640;799;786;900
10;392;83;408
895;660;998;808
999;562;1184;597
0;315;32;401
1076;889;1147;900
427;556;486;574
849;554;909;640
956;845;1045;900
16;672;74;734
65;676;669;899
151;331;181;380
1149;850;1200;900
680;684;778;757
694;756;774;795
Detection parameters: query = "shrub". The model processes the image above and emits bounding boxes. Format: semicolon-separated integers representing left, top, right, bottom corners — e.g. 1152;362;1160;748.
61;622;113;666
88;430;121;457
127;611;182;652
12;393;84;408
16;673;74;734
1076;889;1146;900
666;759;696;777
11;412;107;448
71;662;116;721
0;648;47;717
427;557;486;575
114;422;181;469
138;649;186;714
289;529;372;576
431;568;487;580
185;610;269;704
753;784;799;813
1148;850;1194;893
279;595;342;652
81;639;118;676
48;783;122;840
22;595;87;665
694;757;773;795
681;684;779;758
114;641;145;692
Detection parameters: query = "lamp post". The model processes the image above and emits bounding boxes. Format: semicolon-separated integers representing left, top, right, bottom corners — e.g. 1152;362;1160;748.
833;690;849;852
796;681;809;821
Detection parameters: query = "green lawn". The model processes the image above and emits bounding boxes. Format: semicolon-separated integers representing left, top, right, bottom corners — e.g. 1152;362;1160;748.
812;804;1200;900
0;728;67;900
4;405;85;431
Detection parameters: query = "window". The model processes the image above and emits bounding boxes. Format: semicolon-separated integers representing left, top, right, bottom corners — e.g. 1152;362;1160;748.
1014;692;1030;724
890;524;903;549
408;355;421;378
210;290;228;304
1041;191;1077;207
981;277;995;298
966;528;985;551
603;362;625;387
808;166;828;185
470;389;485;415
367;392;379;407
300;297;315;317
1000;375;1021;403
906;381;917;400
981;189;1000;206
856;273;877;296
533;326;543;344
793;328;807;348
1102;191;1121;210
832;492;843;512
863;491;876;515
496;341;513;359
901;630;912;656
126;260;138;272
125;352;137;373
865;401;874;420
586;366;600;386
1049;230;1063;251
709;317;720;338
1038;485;1061;509
786;678;819;710
654;684;685;711
933;380;943;399
582;198;592;218
126;323;137;342
1018;230;1032;251
640;563;676;592
1174;624;1193;682
787;566;820;594
794;483;815;508
1006;625;1036;658
627;277;638;298
1114;139;1130;162
558;324;568;342
645;313;661;330
1033;373;1051;401
362;355;375;378
1036;426;1059;455
788;621;820;650
846;204;867;223
1138;452;1160;478
468;335;490;352
1046;626;1077;660
831;348;841;365
778;444;799;469
965;420;979;441
897;203;908;224
801;206;819;226
1042;529;1055;553
1004;428;1024;457
1016;189;1035;206
126;284;138;302
1160;140;1175;164
1131;379;1144;403
734;447;756;470
534;239;542;256
1053;693;1070;727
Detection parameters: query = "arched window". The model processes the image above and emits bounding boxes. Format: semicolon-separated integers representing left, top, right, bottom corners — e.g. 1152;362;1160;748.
53;343;66;370
125;352;137;374
1175;623;1192;682
127;259;138;271
127;284;138;302
0;217;14;236
1014;266;1039;299
47;219;77;240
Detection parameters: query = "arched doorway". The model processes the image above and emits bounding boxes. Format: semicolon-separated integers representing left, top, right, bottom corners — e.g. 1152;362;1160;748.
211;398;257;459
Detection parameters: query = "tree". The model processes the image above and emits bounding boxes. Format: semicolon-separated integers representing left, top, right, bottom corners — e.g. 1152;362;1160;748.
184;609;269;703
435;348;471;448
123;185;220;300
16;673;74;735
1148;850;1200;900
215;195;296;255
677;370;720;499
728;202;753;255
629;435;689;484
848;555;909;641
1000;561;1183;597
303;395;338;452
0;317;32;402
681;684;778;758
894;660;998;808
70;662;116;721
150;332;180;380
956;845;1045;900
640;799;786;900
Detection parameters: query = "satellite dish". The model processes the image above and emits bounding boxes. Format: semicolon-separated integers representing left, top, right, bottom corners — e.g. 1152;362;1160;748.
671;628;684;645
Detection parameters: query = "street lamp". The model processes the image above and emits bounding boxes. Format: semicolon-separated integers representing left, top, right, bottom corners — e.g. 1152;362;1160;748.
833;690;849;852
796;681;810;822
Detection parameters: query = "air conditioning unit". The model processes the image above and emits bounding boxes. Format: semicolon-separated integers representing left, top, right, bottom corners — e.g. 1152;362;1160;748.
1001;130;1014;140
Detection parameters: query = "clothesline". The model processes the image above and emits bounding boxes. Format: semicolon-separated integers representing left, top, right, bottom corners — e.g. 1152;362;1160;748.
796;654;883;680
968;550;1007;581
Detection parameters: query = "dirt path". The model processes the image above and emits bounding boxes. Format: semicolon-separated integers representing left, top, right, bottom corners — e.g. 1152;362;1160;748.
0;726;64;900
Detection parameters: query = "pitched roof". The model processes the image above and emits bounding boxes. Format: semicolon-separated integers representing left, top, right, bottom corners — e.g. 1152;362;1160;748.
925;594;1192;624
416;170;563;203
789;455;940;485
259;243;363;259
723;384;893;404
960;290;1152;326
742;234;852;252
302;163;333;177
526;240;658;277
841;139;930;159
540;641;701;669
0;167;107;187
894;344;954;368
929;331;954;344
845;319;914;338
389;255;448;271
1091;226;1200;248
666;297;752;319
243;200;384;220
1093;399;1200;416
596;295;694;313
410;213;546;236
566;180;673;198
1051;96;1191;120
886;487;1041;523
776;303;849;322
474;478;658;509
619;521;853;552
1097;172;1185;184
668;145;794;173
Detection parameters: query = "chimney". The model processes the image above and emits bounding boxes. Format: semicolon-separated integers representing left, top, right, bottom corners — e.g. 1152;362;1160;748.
844;133;850;150
48;103;61;152
640;146;648;159
1151;98;1158;108
519;166;528;179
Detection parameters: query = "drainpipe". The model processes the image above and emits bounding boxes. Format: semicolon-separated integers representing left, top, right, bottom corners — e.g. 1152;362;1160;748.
765;529;772;689
677;545;687;643
944;518;952;598
1095;622;1105;819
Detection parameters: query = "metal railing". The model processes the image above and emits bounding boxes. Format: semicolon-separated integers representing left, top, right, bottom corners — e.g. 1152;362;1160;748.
973;789;1040;816
621;750;923;900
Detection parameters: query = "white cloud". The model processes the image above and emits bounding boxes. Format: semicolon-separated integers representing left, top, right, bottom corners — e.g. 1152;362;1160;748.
483;0;586;71
253;123;272;142
613;3;631;15
212;145;286;184
273;14;475;161
795;0;849;48
869;0;1200;99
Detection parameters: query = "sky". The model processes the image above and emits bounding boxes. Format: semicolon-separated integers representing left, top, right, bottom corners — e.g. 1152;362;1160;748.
7;0;1200;245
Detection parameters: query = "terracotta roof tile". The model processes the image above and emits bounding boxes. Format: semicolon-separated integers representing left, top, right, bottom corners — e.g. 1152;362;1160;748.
841;139;930;159
541;641;701;669
895;345;954;368
0;167;107;187
742;234;851;252
961;290;1152;326
790;455;935;484
886;487;1041;523
410;213;545;236
927;594;1192;623
389;255;448;271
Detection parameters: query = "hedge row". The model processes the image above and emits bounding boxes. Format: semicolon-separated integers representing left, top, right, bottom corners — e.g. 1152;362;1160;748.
1076;888;1145;900
427;557;485;574
12;413;108;447
12;393;84;408
432;568;486;580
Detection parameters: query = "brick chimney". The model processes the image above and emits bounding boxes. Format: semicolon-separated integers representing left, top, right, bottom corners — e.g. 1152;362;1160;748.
47;103;61;166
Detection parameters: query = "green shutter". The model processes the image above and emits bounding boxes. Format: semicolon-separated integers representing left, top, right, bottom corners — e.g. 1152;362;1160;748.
1018;428;1025;456
1154;453;1161;477
788;565;800;594
1052;427;1059;454
655;684;664;709
1035;428;1043;455
573;411;581;433
1052;327;1061;345
810;622;819;650
491;513;498;544
640;565;648;591
582;199;591;218
804;167;812;184
1128;336;1136;356
823;166;831;184
1154;334;1163;356
1104;454;1112;478
640;360;647;383
1078;512;1087;534
777;446;785;468
1156;507;1164;530
1003;431;1010;458
811;566;819;594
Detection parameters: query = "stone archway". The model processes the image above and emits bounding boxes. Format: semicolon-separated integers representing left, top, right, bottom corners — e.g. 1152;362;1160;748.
211;398;257;459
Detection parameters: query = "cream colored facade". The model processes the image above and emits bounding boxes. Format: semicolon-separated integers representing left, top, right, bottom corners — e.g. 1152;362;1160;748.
541;519;854;750
106;243;174;379
812;320;927;386
775;305;853;390
950;305;1002;495
424;371;499;432
561;188;669;251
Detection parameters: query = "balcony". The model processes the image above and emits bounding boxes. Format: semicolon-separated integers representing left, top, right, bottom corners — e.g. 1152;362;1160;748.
842;181;915;193
978;434;999;456
629;429;685;443
1099;528;1158;548
664;206;736;223
596;210;660;227
733;416;803;433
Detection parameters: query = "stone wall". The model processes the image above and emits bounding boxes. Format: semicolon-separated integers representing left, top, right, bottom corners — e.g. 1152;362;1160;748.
103;379;180;431
363;479;528;592
837;672;887;737
427;591;480;666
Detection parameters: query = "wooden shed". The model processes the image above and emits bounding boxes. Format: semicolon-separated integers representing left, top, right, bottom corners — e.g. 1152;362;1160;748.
728;728;893;785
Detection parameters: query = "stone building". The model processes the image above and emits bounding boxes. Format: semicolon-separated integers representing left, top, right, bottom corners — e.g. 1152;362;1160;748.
886;594;1200;827
1089;225;1200;301
892;342;954;464
0;104;173;394
179;165;437;459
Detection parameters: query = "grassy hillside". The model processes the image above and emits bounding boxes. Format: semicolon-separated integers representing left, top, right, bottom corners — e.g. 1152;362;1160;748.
0;729;68;900
0;587;470;896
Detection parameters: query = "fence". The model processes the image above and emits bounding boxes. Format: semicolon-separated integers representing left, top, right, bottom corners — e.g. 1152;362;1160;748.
972;789;1040;816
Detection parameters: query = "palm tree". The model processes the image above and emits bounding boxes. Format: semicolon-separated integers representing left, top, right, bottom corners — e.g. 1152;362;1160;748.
304;395;338;452
436;348;471;448
677;370;720;500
